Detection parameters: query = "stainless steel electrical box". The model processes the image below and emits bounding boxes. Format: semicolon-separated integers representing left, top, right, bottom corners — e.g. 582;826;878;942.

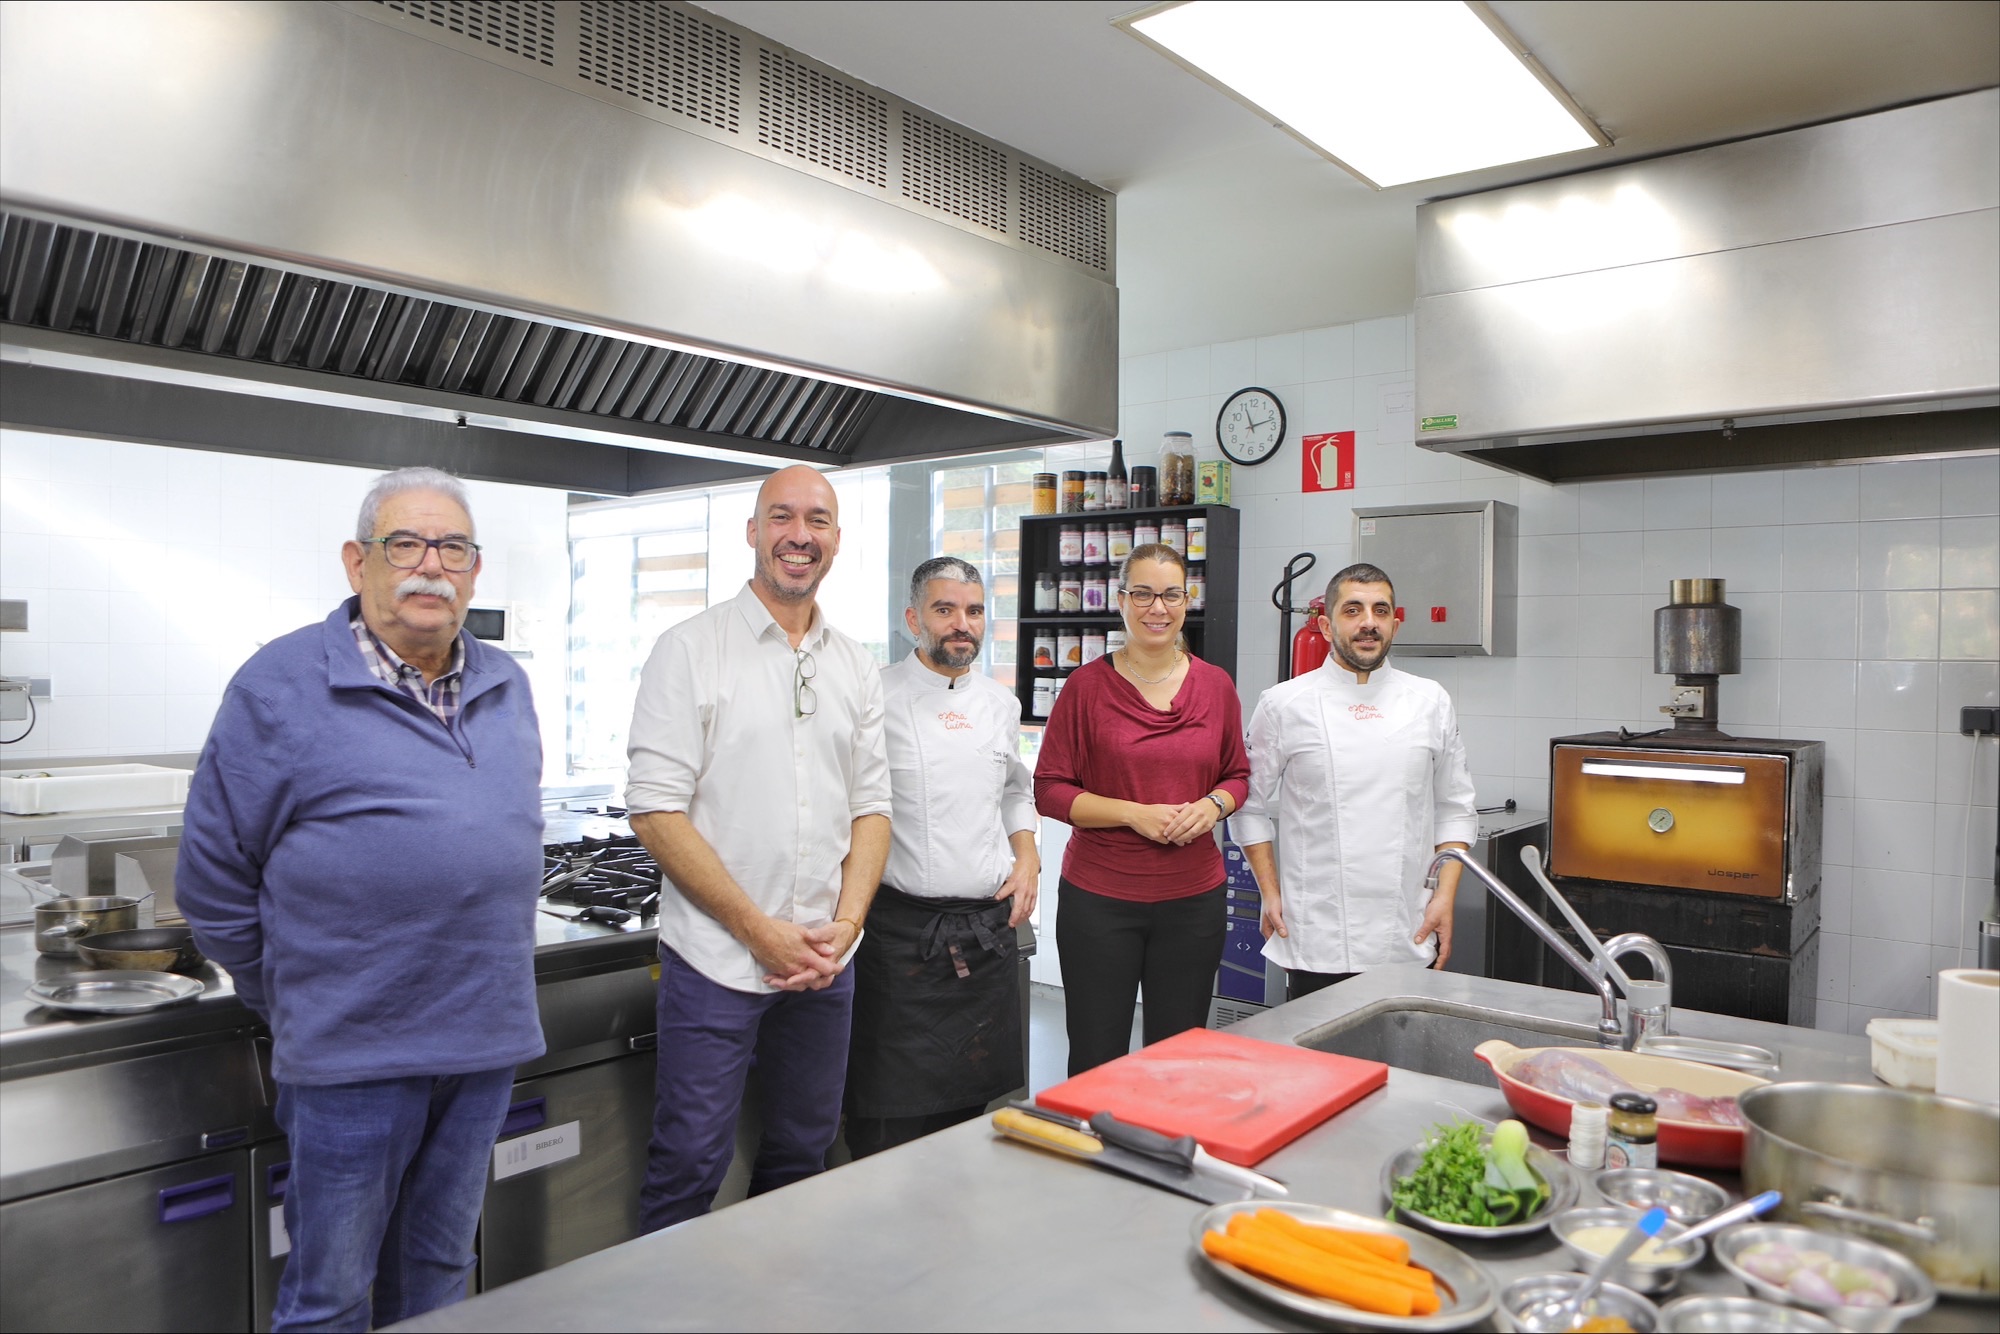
1351;500;1516;656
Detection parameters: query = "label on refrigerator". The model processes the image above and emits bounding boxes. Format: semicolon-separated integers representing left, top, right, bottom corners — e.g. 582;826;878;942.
493;1119;583;1180
271;1204;291;1258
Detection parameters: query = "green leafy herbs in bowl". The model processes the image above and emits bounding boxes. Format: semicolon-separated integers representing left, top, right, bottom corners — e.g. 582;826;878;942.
1390;1119;1550;1228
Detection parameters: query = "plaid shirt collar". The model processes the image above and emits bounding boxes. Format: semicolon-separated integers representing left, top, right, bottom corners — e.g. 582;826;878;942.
350;611;465;723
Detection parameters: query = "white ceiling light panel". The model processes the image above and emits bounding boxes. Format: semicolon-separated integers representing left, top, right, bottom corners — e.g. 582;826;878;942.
1122;0;1606;189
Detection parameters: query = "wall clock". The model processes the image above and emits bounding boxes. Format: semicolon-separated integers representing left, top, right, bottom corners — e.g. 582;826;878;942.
1217;386;1286;465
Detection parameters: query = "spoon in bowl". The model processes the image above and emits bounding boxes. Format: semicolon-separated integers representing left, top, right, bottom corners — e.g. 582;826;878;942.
1526;1206;1669;1331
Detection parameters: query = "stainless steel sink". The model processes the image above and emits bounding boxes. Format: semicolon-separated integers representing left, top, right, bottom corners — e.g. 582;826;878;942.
1295;997;1600;1084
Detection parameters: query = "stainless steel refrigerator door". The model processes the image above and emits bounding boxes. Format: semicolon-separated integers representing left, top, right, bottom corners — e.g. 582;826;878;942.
0;1149;251;1332
477;1051;656;1291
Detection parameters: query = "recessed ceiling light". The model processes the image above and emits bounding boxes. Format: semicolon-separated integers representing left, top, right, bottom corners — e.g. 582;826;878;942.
1118;1;1607;189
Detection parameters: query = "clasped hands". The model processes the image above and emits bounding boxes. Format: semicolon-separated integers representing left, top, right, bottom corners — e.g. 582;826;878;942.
1128;797;1222;847
753;916;857;992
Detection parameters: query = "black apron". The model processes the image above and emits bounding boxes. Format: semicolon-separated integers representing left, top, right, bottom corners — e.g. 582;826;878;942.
845;883;1023;1119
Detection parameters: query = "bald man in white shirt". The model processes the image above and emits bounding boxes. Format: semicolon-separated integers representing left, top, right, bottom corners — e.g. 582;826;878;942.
844;557;1038;1158
625;465;892;1231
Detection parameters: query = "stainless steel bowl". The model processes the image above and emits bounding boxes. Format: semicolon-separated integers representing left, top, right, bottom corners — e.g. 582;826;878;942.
1595;1168;1730;1224
1500;1272;1659;1333
1551;1206;1706;1295
1712;1222;1936;1332
1659;1294;1839;1332
1381;1137;1579;1237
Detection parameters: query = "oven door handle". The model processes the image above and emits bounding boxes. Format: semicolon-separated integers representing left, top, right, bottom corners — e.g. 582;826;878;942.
1578;758;1747;784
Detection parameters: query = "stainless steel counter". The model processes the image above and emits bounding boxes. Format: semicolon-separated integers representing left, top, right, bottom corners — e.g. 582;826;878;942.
395;967;1990;1334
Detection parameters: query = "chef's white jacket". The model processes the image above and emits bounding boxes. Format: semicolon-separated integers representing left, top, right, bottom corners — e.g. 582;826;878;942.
625;582;892;993
879;652;1037;899
1235;661;1478;973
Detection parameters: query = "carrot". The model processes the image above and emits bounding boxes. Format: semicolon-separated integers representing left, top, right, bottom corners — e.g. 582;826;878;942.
1224;1216;1439;1315
1252;1212;1437;1301
1203;1229;1416;1317
1318;1226;1412;1267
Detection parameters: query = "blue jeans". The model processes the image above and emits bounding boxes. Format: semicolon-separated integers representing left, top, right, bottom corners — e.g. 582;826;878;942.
273;1068;514;1333
639;946;855;1233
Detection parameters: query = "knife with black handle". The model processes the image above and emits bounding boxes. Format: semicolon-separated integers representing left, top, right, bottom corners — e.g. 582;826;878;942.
991;1107;1244;1205
1087;1112;1290;1197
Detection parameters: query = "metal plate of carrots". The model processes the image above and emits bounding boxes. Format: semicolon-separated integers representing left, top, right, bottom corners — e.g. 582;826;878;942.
1192;1201;1498;1330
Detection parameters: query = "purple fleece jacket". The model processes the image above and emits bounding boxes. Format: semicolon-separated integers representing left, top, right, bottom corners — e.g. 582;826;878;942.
177;598;547;1085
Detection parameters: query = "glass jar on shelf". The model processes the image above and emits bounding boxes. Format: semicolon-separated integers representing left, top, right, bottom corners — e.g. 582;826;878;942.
1158;432;1195;506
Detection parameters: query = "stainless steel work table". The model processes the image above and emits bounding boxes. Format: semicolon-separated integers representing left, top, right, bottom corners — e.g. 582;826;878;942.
396;968;1991;1333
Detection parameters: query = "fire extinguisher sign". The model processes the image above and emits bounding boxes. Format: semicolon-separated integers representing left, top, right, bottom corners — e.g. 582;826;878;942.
1301;431;1355;493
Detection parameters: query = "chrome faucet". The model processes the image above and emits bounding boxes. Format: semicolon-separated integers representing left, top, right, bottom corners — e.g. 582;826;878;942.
1426;847;1624;1048
1425;847;1675;1050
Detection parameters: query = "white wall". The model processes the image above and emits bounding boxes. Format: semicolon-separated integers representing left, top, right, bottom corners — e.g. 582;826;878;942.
1115;316;2000;1036
0;430;572;780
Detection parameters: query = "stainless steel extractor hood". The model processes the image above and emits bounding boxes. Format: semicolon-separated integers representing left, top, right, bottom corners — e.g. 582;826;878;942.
0;1;1118;494
1414;89;1999;482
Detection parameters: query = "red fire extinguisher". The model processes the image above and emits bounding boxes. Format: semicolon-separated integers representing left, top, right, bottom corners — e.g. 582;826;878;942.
1292;595;1330;677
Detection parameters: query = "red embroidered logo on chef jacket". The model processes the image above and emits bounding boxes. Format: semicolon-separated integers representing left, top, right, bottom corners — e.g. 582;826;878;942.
938;709;972;731
1347;704;1384;721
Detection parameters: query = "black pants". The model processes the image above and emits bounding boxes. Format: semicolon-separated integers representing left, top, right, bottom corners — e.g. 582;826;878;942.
1285;969;1358;1002
1056;879;1227;1076
845;1105;985;1159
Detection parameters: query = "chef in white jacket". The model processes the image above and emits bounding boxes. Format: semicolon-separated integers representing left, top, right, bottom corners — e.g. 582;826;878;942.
1236;562;1478;1001
844;556;1039;1158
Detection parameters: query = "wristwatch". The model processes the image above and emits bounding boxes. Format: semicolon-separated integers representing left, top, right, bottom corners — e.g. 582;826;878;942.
1205;793;1228;818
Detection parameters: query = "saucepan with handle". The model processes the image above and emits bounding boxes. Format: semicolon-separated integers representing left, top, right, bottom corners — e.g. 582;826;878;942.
34;895;144;957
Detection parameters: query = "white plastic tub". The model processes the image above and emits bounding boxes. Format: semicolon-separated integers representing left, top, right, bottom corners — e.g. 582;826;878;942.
0;764;192;815
1866;1017;1939;1091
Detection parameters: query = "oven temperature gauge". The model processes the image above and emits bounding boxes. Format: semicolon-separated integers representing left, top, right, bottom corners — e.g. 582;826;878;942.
1647;807;1675;834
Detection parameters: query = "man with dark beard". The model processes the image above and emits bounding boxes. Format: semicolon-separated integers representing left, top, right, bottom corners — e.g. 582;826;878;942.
844;557;1038;1157
1235;562;1477;1000
625;464;892;1230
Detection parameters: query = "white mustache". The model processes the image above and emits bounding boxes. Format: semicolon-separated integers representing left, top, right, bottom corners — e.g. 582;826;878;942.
396;576;457;602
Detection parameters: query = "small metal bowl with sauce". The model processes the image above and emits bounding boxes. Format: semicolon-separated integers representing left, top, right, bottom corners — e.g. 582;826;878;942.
1594;1169;1730;1225
1500;1272;1660;1332
1551;1206;1706;1296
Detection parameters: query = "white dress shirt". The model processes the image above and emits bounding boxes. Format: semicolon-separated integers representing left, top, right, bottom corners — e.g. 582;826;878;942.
1236;661;1478;973
625;582;892;992
879;652;1036;900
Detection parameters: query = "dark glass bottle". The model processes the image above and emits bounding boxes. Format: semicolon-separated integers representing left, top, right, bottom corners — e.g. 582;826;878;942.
1106;438;1128;510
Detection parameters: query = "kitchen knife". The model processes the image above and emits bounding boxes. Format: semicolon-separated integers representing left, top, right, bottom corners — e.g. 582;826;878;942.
1087;1112;1290;1197
990;1108;1245;1205
539;905;633;928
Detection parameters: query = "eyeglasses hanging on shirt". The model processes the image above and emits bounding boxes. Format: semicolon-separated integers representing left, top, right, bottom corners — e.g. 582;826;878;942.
794;648;818;719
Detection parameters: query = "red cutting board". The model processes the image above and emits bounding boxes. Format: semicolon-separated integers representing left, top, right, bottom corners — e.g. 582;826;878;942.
1036;1028;1388;1166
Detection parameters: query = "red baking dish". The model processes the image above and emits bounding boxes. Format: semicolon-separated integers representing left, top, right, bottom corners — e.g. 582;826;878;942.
1473;1039;1768;1169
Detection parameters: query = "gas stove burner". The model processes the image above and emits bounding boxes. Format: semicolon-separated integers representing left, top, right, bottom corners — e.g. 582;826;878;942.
542;835;661;916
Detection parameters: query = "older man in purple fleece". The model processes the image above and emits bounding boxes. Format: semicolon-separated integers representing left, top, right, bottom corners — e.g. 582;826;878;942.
178;466;544;1333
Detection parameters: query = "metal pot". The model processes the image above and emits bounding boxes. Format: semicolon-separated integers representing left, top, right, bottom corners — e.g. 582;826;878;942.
74;927;204;973
1739;1081;2000;1300
33;895;141;957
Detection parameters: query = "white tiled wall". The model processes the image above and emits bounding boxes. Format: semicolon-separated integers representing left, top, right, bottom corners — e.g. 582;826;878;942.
1115;316;2000;1036
0;430;571;780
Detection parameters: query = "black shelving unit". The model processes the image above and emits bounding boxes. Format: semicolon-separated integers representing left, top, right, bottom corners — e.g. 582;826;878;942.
1014;504;1240;722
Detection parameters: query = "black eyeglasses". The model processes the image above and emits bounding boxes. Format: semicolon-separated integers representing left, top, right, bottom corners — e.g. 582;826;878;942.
367;533;481;572
1123;587;1187;609
794;649;818;719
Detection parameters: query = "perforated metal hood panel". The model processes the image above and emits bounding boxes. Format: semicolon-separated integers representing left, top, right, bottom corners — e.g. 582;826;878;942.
0;213;876;454
0;1;1117;493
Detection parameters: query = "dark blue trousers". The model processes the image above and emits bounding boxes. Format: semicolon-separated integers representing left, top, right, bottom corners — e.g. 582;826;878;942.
639;946;856;1233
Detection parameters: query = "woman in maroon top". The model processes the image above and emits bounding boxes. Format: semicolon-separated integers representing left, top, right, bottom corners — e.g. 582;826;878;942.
1035;543;1251;1074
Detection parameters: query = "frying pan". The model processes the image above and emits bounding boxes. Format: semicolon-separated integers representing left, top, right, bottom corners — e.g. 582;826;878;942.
74;926;206;974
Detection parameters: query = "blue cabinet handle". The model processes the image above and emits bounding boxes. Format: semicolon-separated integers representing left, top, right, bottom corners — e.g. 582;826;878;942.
499;1096;546;1137
266;1161;291;1199
159;1174;236;1224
